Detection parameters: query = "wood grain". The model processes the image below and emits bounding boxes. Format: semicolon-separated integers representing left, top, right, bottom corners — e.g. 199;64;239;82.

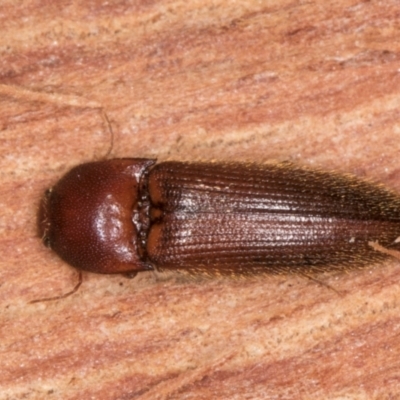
1;1;400;399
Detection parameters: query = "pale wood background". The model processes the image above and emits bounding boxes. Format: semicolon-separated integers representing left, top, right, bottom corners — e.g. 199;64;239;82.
1;1;400;399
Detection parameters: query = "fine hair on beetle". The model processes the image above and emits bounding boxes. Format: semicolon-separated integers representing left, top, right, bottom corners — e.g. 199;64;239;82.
34;141;400;302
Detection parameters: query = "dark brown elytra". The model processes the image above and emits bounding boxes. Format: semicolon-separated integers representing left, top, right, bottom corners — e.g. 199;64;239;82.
38;159;400;278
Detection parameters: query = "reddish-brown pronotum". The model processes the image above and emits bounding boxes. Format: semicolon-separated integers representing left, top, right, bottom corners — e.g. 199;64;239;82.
39;159;400;277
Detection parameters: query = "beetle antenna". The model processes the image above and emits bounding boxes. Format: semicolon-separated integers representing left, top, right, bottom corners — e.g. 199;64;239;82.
29;271;83;304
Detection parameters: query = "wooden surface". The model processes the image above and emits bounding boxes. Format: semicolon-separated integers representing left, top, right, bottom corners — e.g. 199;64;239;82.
1;1;400;399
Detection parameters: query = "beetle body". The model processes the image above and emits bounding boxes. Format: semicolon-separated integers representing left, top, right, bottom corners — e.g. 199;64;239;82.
39;159;400;275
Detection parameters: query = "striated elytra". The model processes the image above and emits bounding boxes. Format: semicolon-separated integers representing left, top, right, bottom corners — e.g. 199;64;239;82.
39;159;400;276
